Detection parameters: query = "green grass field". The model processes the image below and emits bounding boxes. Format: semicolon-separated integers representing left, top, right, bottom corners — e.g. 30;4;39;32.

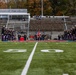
0;41;76;75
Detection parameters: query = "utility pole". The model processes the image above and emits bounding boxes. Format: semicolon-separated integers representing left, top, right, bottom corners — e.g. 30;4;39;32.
41;0;43;17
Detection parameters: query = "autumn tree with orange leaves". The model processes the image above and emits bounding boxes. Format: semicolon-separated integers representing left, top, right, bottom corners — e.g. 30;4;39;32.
0;0;76;16
0;1;7;8
27;0;52;16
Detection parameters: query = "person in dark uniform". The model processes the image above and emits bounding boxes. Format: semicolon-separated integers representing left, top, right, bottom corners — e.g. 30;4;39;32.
1;26;5;34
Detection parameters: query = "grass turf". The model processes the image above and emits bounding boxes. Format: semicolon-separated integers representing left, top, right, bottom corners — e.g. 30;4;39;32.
0;41;36;75
0;41;76;75
27;42;76;75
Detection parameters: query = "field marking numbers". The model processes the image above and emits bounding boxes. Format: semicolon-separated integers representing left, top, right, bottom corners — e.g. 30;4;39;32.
21;42;38;75
3;49;26;52
56;43;69;44
41;50;50;52
63;74;69;75
41;49;64;53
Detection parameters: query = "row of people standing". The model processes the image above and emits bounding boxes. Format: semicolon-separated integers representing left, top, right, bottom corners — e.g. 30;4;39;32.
1;26;15;41
29;33;51;40
58;25;76;41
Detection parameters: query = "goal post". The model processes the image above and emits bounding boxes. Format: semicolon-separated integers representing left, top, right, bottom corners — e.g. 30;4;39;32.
0;9;30;40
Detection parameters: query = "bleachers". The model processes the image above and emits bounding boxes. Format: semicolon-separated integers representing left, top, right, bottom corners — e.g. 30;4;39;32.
0;17;76;40
7;21;27;31
65;17;75;29
0;20;7;30
30;16;76;32
0;17;75;33
30;18;64;31
70;17;76;25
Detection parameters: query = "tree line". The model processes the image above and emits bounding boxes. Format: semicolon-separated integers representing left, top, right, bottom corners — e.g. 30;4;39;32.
0;0;76;16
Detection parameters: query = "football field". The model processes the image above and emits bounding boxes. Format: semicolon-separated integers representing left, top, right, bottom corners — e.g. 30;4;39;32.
0;41;76;75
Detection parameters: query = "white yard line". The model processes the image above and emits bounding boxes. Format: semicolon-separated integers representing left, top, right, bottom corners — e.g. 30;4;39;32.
21;42;38;75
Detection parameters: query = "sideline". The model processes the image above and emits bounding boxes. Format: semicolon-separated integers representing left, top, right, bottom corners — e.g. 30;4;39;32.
21;42;38;75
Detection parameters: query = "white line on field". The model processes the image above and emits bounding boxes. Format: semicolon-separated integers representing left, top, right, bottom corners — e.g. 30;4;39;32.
21;42;38;75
